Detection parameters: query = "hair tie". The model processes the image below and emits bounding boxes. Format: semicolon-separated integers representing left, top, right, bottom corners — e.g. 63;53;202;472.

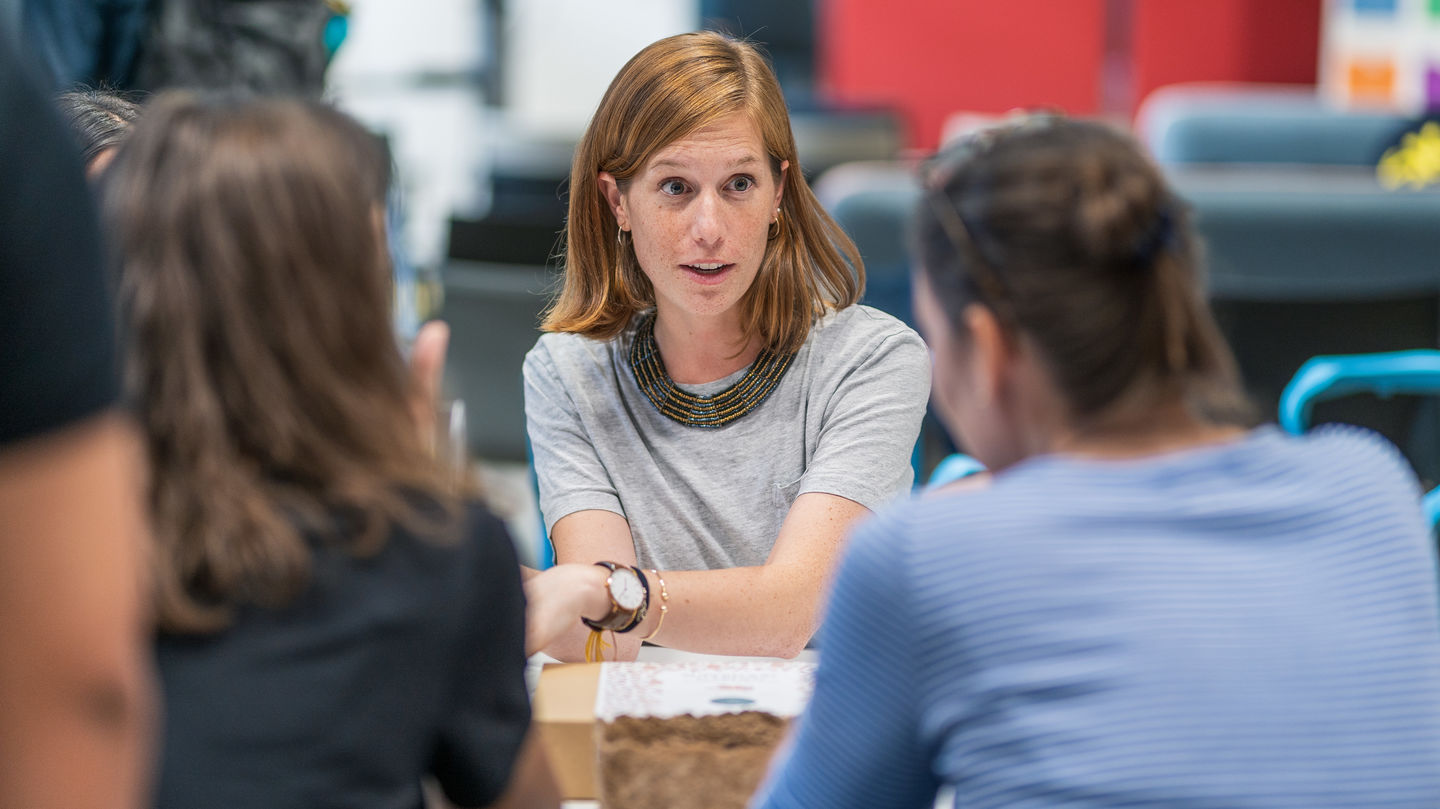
1132;208;1174;267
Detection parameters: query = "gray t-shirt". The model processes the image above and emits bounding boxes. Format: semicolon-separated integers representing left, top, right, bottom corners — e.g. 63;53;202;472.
523;304;931;571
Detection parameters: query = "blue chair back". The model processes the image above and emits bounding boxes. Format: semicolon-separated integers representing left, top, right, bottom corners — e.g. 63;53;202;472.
1136;83;1411;167
1279;350;1440;435
1279;349;1440;533
925;453;986;491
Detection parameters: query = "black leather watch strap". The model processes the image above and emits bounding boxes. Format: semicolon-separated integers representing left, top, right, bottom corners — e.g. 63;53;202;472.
581;562;651;634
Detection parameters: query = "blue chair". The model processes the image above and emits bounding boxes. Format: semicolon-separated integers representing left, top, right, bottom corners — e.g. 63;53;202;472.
1136;82;1411;168
925;453;986;491
525;436;556;570
1279;349;1440;529
1425;488;1440;532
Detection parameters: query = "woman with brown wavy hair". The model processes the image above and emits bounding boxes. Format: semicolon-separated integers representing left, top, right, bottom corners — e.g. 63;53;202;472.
752;116;1440;809
522;31;931;661
104;94;557;809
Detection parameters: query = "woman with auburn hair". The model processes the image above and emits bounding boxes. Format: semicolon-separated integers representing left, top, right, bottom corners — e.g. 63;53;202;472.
521;31;930;662
103;94;558;809
752;116;1440;808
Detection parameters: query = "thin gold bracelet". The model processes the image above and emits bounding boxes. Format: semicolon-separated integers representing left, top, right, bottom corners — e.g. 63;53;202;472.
640;569;669;642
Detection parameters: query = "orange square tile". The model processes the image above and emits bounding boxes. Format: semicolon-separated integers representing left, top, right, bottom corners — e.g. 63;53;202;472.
1348;59;1397;102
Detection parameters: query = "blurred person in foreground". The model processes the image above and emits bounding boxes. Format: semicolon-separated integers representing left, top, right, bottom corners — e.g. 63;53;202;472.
753;116;1440;809
103;93;558;809
0;30;154;809
522;31;930;662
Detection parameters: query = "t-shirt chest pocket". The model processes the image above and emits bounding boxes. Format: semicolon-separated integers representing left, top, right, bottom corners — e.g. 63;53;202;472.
772;474;804;512
767;435;807;511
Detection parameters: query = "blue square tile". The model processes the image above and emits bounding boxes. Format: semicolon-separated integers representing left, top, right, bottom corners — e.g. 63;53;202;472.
1353;0;1398;13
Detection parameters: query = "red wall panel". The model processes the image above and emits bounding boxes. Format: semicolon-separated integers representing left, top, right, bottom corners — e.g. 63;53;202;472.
818;0;1107;150
1131;0;1323;110
817;0;1324;148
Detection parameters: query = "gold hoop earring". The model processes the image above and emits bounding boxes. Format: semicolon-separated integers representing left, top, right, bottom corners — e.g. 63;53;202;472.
768;209;782;240
617;227;630;248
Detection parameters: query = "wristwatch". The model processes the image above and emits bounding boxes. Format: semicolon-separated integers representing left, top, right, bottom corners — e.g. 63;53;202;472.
582;562;650;633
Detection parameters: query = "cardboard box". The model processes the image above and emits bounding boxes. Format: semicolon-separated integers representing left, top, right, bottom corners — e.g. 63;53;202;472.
532;659;817;803
533;663;603;800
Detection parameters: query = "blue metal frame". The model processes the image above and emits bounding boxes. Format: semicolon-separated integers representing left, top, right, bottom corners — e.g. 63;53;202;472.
1279;349;1440;532
1279;350;1440;436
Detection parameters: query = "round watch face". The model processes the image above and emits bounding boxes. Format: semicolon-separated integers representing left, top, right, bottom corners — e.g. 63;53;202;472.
609;567;644;611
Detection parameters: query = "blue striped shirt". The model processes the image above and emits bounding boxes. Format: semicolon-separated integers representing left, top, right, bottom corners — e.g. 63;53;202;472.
754;427;1440;809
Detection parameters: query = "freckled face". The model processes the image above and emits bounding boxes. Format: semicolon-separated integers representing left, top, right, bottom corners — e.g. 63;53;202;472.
602;113;787;328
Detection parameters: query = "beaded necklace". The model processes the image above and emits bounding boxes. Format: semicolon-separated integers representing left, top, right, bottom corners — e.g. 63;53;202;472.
628;312;795;428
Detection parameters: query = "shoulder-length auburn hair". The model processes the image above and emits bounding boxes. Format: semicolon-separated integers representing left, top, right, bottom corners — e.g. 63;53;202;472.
104;93;455;634
543;31;864;353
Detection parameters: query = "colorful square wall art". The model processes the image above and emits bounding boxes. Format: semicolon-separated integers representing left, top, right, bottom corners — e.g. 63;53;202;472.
1323;0;1440;111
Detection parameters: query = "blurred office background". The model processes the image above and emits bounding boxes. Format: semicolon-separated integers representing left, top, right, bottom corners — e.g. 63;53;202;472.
297;0;1440;558
25;0;1440;559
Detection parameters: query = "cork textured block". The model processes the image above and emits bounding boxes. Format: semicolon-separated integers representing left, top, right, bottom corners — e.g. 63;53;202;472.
595;712;790;809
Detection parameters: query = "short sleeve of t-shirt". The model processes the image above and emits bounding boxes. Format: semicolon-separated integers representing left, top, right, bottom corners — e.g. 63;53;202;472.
430;505;532;807
796;316;930;509
523;341;627;530
0;40;118;447
524;306;930;570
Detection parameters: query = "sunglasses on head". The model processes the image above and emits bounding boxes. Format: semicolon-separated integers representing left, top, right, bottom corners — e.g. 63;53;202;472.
920;113;1062;318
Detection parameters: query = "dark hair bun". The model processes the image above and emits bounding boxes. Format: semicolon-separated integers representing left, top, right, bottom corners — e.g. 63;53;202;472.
1069;147;1173;270
913;116;1244;421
